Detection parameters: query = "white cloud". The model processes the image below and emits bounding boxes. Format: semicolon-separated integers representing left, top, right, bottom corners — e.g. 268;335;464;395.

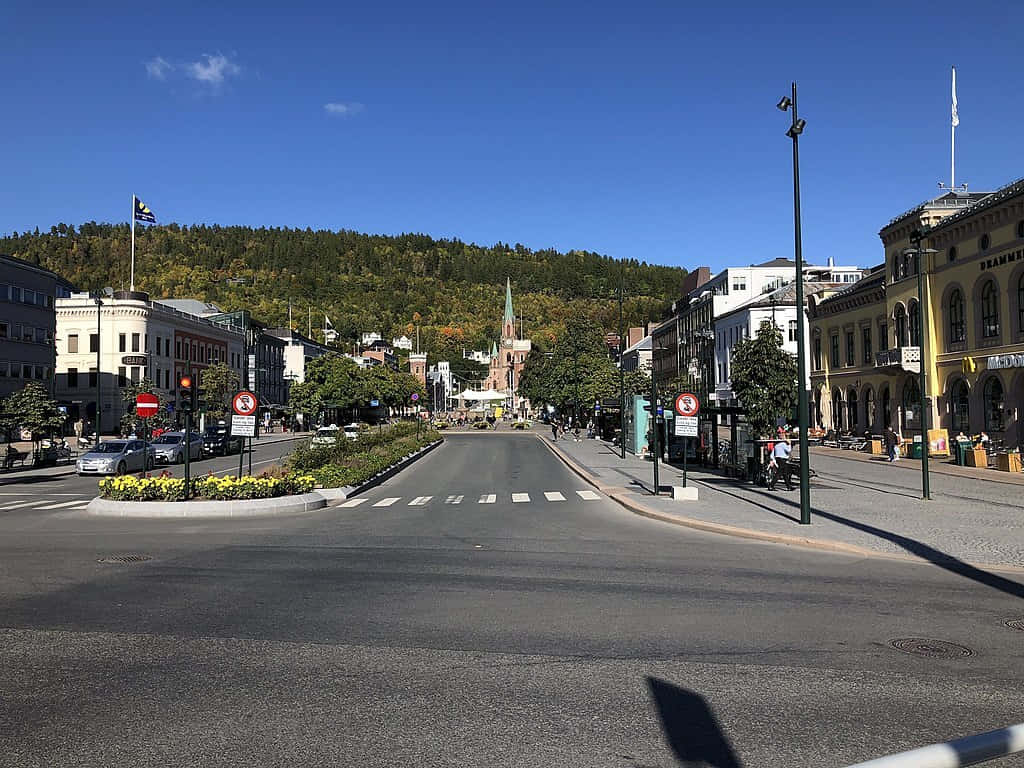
186;53;241;85
146;56;172;80
324;102;365;117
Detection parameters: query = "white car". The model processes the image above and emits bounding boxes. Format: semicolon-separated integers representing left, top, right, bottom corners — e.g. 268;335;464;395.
312;425;340;447
342;423;361;441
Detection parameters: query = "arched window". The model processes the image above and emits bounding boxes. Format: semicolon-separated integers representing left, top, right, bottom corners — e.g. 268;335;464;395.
847;389;858;431
831;390;844;431
891;253;900;282
902;378;920;430
948;289;965;344
950;380;969;433
1018;273;1024;333
865;388;876;431
983;377;1005;432
880;385;891;429
909;301;920;346
981;280;1000;338
893;305;908;348
948;246;957;263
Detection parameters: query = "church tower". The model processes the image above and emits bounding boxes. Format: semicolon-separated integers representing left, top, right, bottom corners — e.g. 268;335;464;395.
502;278;516;342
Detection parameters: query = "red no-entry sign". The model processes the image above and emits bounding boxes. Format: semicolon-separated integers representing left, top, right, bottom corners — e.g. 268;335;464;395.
674;392;700;417
136;393;159;418
233;390;259;416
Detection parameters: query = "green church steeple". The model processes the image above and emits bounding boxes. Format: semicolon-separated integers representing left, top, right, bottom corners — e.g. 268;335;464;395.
502;278;515;339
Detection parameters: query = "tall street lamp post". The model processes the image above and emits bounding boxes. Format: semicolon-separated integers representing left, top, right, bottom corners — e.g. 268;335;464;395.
94;294;102;438
777;82;812;525
619;270;626;459
905;231;938;500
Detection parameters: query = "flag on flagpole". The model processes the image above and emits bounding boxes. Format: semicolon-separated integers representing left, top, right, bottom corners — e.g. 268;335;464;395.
133;196;156;223
951;67;959;127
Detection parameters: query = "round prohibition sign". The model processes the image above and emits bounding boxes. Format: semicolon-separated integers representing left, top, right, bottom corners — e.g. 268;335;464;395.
232;390;259;416
674;392;700;417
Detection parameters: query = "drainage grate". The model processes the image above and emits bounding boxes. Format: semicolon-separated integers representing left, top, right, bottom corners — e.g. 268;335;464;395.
1005;619;1024;632
97;555;153;564
889;638;974;658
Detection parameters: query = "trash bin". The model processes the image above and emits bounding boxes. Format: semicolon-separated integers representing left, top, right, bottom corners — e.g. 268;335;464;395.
954;440;970;466
909;439;923;459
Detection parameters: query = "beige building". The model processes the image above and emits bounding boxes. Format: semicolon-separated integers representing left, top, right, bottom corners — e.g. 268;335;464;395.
809;180;1024;447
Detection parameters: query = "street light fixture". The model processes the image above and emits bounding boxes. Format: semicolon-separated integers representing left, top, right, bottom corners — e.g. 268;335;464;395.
778;82;812;525
903;234;938;500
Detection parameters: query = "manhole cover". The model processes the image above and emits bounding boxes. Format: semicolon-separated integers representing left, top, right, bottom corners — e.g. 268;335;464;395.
97;555;152;564
1005;619;1024;632
888;638;973;658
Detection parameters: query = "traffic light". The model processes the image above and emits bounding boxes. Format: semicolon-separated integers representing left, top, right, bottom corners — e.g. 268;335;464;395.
179;375;195;412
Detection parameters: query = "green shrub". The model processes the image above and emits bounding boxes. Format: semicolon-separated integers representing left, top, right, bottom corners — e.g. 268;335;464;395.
98;472;316;501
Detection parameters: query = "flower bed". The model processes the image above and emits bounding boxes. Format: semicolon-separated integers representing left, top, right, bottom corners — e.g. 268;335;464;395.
99;471;315;502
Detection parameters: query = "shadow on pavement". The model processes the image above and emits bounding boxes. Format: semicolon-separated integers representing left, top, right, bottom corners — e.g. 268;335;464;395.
691;478;801;524
0;472;76;486
647;678;743;767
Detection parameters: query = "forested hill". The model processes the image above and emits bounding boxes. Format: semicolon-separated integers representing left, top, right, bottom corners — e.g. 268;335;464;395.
0;223;686;357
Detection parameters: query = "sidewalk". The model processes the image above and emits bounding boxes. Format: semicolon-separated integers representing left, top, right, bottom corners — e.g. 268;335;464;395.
543;430;1024;572
0;431;312;483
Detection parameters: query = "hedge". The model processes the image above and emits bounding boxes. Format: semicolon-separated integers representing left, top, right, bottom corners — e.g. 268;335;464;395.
98;472;316;502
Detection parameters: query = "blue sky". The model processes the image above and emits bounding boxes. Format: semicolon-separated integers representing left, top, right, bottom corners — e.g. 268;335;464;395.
3;0;1022;274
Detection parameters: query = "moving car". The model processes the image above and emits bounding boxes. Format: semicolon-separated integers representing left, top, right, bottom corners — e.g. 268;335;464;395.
203;424;244;456
76;440;155;476
311;425;339;447
151;431;204;464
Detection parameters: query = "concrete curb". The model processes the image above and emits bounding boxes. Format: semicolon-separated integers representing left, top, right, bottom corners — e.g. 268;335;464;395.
538;435;1024;575
322;438;444;503
86;492;327;518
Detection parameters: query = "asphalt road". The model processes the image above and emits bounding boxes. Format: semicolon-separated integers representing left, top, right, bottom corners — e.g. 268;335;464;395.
0;432;1022;767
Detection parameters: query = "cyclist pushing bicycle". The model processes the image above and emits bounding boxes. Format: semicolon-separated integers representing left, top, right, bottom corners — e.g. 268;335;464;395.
768;436;794;491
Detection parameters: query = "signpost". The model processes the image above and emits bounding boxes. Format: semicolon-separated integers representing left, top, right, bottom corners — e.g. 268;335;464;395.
674;392;701;487
232;390;258;478
135;393;159;476
411;392;420;439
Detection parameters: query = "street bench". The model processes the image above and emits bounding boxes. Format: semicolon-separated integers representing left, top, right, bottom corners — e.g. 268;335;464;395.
3;450;29;469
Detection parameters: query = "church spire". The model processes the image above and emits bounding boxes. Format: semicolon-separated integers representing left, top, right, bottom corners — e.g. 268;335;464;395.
502;277;515;339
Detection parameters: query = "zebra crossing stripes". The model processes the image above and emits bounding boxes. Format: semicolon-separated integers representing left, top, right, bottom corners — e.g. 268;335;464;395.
408;496;432;506
339;498;368;508
511;493;530;503
543;491;566;502
336;490;603;508
372;497;400;507
576;490;600;500
445;495;464;504
478;494;496;504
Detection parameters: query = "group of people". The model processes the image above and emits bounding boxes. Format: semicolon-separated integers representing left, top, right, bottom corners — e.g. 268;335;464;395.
549;417;584;442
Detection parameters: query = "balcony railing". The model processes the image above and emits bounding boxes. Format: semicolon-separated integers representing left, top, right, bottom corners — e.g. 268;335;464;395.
875;346;920;373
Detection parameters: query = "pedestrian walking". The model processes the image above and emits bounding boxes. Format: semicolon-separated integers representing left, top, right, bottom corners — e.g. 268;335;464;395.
884;426;901;462
769;437;794;490
551;421;559;441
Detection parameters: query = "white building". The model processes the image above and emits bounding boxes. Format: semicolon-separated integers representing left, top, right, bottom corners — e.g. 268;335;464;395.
343;354;381;369
361;331;382;347
427;361;454;408
392;335;413;351
55;291;245;433
462;349;490;365
265;328;335;384
620;336;652;374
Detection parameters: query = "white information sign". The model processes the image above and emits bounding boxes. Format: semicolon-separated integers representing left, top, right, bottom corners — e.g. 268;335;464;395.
674;416;698;437
231;414;256;437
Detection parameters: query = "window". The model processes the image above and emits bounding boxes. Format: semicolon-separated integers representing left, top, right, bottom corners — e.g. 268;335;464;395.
879;323;888;351
813;337;822;370
89;368;98;387
830;334;840;368
131;333;140;352
34;365;44;380
981;280;999;338
23;365;32;379
10;363;20;378
909;302;920;346
903;378;921;428
788;320;798;342
847;389;858;429
732;277;746;292
1018;220;1024;239
119;333;126;352
35;328;46;343
0;322;6;339
845;331;855;366
983;377;1005;431
0;284;7;301
144;334;149;353
949;289;965;344
118;366;127;387
1019;274;1024;333
980;233;991;251
176;340;181;359
23;289;35;305
68;368;78;388
951;380;969;433
89;333;99;353
68;333;79;353
948;246;957;263
862;327;872;364
10;287;20;302
130;366;140;384
894;305;907;347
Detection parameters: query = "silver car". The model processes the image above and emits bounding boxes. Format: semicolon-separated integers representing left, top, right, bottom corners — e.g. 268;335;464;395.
76;440;155;476
151;432;204;464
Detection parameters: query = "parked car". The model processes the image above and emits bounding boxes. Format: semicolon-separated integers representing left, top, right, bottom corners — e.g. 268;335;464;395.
342;423;361;441
312;425;340;447
151;431;204;464
76;439;155;476
203;424;244;456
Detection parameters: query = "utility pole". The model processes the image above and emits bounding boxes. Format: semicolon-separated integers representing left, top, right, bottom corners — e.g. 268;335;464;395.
619;270;626;460
908;230;935;500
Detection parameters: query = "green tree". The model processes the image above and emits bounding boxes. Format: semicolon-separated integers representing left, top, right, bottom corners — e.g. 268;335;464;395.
287;380;322;422
118;378;173;433
0;383;67;445
200;363;240;421
728;321;798;438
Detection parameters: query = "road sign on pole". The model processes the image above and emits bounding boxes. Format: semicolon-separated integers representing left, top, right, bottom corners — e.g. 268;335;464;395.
232;391;258;416
136;393;159;418
674;392;700;418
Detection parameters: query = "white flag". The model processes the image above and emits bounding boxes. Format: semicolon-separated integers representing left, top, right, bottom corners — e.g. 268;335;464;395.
324;314;333;329
951;67;960;127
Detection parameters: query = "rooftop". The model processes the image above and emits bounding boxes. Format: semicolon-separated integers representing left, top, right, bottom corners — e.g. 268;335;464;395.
156;298;224;316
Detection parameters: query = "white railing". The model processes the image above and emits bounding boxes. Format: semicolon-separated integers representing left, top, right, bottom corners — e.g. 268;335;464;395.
842;722;1024;767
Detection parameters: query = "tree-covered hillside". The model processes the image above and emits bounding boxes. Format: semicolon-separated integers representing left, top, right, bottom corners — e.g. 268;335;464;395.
0;223;686;359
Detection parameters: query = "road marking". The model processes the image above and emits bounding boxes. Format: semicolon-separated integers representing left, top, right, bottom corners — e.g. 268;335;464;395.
372;497;400;507
409;496;432;506
35;500;93;510
339;498;368;507
0;500;50;510
544;491;566;502
445;495;464;504
478;494;496;504
511;493;530;503
576;490;600;500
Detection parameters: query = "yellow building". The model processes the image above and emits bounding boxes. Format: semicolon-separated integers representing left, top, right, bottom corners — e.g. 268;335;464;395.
809;180;1024;448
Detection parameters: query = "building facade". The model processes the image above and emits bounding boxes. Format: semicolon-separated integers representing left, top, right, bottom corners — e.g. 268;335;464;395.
54;291;245;433
265;327;335;384
0;254;74;397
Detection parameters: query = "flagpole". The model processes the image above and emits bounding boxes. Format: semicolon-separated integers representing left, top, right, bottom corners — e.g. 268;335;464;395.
130;194;136;291
951;66;957;189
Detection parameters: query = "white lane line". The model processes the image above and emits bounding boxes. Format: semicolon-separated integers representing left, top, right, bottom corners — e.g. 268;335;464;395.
511;493;530;503
544;491;566;502
0;500;51;510
408;496;432;506
478;494;496;504
576;490;600;501
372;497;400;507
445;495;464;504
339;498;368;508
35;500;93;510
